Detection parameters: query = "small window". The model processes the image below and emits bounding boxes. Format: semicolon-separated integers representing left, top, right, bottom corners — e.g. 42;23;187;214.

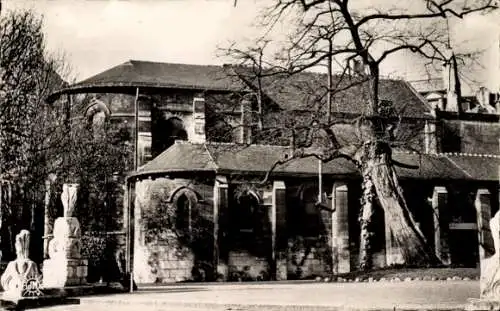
176;193;191;232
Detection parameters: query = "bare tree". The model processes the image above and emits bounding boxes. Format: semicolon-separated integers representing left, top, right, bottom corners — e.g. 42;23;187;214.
0;9;73;258
227;0;498;269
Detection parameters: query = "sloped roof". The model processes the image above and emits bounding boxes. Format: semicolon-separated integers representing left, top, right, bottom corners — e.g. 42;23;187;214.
136;142;218;175
48;61;431;118
47;60;247;101
131;141;499;181
444;154;500;181
232;66;432;119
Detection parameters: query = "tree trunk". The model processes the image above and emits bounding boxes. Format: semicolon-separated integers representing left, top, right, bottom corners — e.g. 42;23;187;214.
358;169;375;270
358;141;438;267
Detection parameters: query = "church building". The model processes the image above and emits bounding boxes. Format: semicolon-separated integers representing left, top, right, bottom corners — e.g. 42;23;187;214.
47;60;500;283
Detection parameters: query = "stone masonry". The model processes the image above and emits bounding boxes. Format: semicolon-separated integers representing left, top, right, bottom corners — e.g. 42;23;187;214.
43;184;88;287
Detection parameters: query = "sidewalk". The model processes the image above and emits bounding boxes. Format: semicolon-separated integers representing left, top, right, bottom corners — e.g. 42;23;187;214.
45;280;480;311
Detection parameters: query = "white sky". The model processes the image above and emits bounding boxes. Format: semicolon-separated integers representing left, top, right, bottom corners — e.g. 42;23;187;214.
4;0;500;90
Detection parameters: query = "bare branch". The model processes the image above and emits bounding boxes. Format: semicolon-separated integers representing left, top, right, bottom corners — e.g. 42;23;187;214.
356;0;498;27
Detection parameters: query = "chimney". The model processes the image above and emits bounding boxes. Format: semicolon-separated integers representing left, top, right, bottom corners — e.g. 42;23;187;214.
191;97;206;143
239;98;252;144
442;51;461;113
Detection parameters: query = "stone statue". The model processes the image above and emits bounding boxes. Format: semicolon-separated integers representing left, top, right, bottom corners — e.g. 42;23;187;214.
61;183;79;218
1;230;41;300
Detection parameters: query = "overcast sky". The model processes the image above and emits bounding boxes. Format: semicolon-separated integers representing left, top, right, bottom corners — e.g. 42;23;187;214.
4;0;500;91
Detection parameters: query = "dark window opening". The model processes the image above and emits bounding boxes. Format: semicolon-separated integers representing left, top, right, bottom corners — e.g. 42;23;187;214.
175;193;192;234
236;192;260;232
152;116;188;157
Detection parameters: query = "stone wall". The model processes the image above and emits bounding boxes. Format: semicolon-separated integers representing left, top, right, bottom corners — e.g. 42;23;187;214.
219;183;273;281
227;250;270;281
441;119;499;154
287;236;331;279
285;182;333;279
133;177;214;284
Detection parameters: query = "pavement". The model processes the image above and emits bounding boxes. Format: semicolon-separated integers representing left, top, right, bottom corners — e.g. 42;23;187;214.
32;280;480;311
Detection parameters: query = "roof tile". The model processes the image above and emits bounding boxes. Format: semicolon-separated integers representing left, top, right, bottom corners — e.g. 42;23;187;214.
74;60;246;92
132;142;498;181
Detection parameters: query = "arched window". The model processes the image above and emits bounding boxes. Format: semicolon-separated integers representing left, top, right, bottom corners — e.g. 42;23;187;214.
297;184;322;237
172;188;197;236
152;116;188;156
234;189;261;233
206;117;233;143
84;99;111;138
165;117;188;142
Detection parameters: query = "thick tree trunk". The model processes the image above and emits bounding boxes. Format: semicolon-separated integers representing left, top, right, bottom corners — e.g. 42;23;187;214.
358;141;438;267
358;169;375;270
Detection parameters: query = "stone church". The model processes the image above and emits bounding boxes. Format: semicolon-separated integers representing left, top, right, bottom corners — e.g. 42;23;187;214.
47;60;500;284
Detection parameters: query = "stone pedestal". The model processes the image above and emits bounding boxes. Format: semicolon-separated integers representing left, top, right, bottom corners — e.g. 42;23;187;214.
43;258;88;288
213;176;228;281
332;182;350;274
271;181;287;281
43;184;88;288
43;217;88;287
432;186;451;265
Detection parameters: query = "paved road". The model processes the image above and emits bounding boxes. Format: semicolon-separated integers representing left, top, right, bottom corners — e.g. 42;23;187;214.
33;281;481;311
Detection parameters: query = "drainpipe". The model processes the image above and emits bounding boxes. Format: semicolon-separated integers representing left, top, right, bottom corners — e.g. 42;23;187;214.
128;87;140;293
133;87;140;171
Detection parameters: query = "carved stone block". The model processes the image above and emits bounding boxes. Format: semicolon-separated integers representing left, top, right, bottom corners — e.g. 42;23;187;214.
53;217;81;239
43;257;88;288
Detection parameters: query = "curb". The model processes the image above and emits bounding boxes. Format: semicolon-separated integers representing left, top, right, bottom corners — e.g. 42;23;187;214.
79;300;464;311
314;275;478;283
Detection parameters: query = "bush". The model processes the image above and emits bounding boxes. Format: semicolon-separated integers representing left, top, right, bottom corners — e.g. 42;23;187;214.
81;232;107;283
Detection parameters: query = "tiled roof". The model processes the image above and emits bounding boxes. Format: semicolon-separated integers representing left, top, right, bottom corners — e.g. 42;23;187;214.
49;61;431;118
136;142;218;174
47;61;247;101
232;67;432;118
132;141;499;181
443;153;500;181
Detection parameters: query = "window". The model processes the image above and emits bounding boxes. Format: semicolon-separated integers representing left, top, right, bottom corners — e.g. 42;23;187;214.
172;189;197;236
176;193;191;232
138;134;152;166
85;100;111;138
235;190;261;233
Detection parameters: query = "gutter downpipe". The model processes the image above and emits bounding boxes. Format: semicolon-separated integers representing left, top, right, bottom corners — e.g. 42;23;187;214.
128;87;140;293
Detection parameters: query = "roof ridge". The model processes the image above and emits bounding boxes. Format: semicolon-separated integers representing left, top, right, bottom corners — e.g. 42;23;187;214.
408;78;442;82
392;151;500;159
203;141;291;149
128;59;225;68
400;80;435;113
438;152;500;158
203;143;219;171
443;155;474;179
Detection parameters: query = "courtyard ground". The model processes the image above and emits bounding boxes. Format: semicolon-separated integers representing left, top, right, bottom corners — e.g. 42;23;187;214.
38;280;479;311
